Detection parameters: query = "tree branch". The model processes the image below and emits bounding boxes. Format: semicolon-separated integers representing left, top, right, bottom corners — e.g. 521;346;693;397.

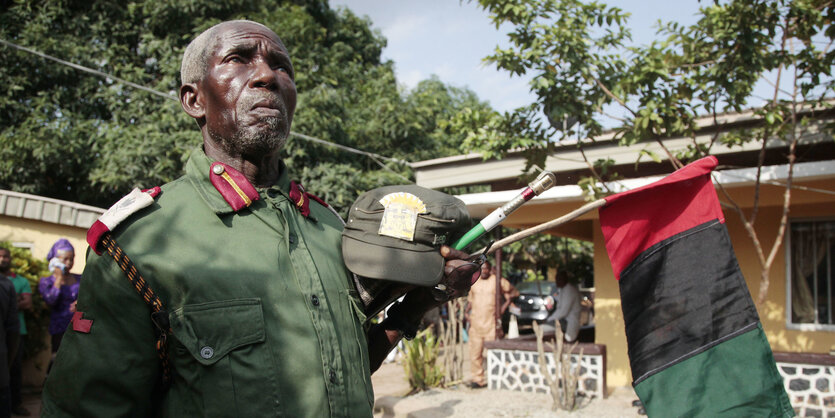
757;59;801;304
752;19;790;226
715;180;768;270
653;135;684;169
589;75;636;116
578;143;614;194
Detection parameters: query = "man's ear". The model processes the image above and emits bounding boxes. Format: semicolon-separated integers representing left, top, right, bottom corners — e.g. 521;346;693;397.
180;83;205;120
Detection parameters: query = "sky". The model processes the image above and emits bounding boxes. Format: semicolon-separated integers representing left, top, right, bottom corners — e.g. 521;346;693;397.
329;0;704;114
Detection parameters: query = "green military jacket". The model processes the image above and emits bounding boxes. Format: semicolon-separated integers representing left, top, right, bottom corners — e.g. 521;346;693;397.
42;148;374;417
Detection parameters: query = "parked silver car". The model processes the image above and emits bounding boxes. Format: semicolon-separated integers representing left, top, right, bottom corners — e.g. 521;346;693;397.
508;280;558;326
508;280;595;340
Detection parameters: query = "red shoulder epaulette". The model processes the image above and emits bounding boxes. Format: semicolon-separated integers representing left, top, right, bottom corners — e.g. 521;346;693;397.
87;187;161;255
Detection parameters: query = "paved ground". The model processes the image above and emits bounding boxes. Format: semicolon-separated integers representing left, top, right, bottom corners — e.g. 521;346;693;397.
18;353;643;417
372;355;645;417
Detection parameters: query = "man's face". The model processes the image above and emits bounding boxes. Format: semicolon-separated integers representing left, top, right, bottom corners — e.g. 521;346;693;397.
0;250;10;272
480;263;491;279
200;22;297;157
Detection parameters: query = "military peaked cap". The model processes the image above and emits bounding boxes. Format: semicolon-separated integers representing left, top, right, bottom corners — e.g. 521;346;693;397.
342;185;472;286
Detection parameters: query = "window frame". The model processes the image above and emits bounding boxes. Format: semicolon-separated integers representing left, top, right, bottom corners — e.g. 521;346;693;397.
785;217;835;332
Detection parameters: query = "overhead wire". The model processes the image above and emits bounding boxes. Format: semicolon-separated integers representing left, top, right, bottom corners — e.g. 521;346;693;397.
0;38;178;102
0;38;413;169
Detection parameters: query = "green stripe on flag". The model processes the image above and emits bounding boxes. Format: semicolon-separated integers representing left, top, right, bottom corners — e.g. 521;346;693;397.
634;324;794;417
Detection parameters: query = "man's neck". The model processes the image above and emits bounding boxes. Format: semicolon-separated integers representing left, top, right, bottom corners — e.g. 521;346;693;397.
203;141;283;188
0;269;11;276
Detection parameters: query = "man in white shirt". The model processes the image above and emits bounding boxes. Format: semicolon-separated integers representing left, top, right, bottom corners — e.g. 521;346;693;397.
544;271;580;342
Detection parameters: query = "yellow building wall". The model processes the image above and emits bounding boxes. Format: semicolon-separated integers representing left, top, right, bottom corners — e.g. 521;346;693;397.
0;215;90;273
592;218;633;389
593;196;835;391
729;202;835;353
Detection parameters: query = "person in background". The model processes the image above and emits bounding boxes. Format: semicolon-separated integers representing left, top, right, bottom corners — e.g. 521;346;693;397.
466;259;518;388
0;265;19;418
0;248;30;416
544;271;581;342
38;239;80;361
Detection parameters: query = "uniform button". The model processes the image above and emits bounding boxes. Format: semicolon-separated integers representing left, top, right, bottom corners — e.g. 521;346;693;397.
288;233;297;244
311;294;320;306
200;346;214;359
329;370;337;384
212;165;225;175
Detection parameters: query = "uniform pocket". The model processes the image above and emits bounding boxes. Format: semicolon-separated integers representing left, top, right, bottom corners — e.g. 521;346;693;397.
169;298;265;365
168;298;270;417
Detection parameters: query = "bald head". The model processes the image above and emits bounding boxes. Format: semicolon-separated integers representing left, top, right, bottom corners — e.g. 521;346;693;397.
181;20;282;85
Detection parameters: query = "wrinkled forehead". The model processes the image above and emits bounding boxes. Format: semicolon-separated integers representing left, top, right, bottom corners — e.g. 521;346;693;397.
210;22;287;57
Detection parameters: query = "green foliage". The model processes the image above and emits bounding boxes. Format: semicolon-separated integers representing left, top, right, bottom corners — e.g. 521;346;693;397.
501;231;593;286
470;0;835;177
0;0;494;215
577;157;622;200
1;243;50;360
402;328;445;391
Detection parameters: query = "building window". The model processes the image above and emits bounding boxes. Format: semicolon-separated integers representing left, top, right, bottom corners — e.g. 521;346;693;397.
10;242;33;253
789;219;835;326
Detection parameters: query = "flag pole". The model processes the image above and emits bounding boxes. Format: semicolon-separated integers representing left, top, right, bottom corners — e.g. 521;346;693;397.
452;171;557;251
485;198;607;255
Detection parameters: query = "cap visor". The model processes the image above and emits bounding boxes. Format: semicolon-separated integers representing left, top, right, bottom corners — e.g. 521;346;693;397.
342;235;443;287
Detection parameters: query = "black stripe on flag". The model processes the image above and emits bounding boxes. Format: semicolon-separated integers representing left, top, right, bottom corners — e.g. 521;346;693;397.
619;219;760;384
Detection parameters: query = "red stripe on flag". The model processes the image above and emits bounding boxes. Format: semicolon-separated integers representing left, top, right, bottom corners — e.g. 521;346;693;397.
599;156;723;280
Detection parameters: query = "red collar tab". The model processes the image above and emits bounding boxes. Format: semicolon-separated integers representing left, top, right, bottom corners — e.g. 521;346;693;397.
209;162;260;212
71;311;93;333
289;181;311;217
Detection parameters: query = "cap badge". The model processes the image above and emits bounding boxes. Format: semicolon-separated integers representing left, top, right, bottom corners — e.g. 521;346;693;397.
378;192;427;241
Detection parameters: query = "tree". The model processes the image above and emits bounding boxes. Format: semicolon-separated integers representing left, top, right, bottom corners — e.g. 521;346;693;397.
462;0;835;302
502;233;593;286
0;0;493;216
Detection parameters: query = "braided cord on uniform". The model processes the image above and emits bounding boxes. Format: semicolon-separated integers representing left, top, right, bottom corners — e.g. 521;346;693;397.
100;233;172;385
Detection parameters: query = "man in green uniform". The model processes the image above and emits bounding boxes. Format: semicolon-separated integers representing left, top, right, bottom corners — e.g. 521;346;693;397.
42;20;475;417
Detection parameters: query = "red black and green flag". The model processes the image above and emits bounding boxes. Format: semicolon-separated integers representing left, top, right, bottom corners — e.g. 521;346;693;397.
599;156;794;417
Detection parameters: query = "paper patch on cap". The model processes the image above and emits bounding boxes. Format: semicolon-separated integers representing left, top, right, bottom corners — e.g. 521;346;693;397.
378;192;427;241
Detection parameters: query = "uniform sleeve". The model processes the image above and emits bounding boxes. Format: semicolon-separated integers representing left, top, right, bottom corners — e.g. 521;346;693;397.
41;248;161;417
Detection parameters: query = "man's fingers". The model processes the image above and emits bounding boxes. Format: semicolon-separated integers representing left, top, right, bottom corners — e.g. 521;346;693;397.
440;245;469;260
443;259;470;275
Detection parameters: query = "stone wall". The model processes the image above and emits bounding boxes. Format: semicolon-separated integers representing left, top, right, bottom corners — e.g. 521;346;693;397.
484;338;606;400
775;352;835;417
